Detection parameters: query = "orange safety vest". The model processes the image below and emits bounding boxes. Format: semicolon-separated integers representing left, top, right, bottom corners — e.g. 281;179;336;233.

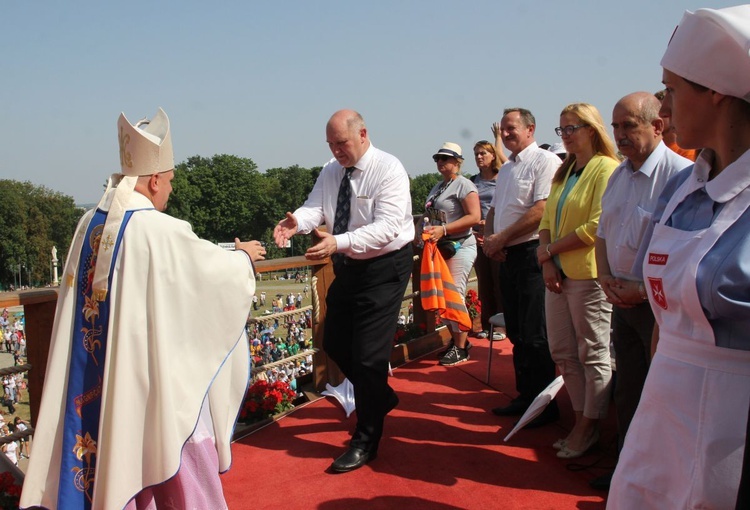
420;239;472;331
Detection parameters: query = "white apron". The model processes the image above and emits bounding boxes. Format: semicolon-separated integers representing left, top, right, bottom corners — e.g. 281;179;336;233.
608;171;750;509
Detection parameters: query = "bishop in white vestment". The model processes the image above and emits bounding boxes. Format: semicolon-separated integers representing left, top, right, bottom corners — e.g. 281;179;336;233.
20;108;267;510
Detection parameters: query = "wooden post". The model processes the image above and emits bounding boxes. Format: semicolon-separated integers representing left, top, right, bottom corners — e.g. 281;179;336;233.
310;259;343;391
1;289;59;424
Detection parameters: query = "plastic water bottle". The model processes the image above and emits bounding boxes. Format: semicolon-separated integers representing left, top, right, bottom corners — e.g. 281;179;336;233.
421;217;430;244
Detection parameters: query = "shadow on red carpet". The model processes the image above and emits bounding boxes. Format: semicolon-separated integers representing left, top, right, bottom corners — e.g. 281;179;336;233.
223;338;616;510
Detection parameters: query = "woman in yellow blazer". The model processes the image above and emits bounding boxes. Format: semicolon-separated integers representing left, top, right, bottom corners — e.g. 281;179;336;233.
537;103;619;459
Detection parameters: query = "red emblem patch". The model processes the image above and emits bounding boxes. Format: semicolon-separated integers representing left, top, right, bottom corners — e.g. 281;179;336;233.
648;253;669;265
648;277;668;310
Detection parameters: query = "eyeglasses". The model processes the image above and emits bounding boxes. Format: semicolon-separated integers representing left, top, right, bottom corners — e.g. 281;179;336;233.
555;124;588;137
433;155;452;162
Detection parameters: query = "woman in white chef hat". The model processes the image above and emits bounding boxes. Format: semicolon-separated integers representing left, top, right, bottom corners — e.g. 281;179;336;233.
607;5;750;509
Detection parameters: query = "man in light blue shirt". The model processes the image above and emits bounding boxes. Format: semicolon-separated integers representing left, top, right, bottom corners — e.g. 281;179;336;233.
593;91;692;490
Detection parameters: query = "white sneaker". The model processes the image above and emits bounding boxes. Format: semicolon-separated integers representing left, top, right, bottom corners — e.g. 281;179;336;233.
492;332;506;341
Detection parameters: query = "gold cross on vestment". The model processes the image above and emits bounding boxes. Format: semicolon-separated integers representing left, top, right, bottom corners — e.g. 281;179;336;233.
101;234;114;252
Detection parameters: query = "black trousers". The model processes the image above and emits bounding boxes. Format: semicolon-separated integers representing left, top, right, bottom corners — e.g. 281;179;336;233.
737;400;750;509
498;240;556;403
323;245;412;452
473;245;503;332
611;303;655;451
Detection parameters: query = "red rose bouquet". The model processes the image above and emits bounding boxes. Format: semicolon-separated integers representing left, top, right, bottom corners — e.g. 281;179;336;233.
465;289;481;319
393;322;427;345
0;471;22;510
239;379;297;423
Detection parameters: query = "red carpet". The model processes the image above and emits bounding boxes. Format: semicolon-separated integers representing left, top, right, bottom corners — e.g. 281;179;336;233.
223;338;616;509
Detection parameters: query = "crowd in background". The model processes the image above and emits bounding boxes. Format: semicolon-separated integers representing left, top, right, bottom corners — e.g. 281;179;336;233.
0;309;31;466
247;308;314;391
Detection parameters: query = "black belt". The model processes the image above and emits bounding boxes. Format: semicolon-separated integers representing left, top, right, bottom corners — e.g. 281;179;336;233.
505;239;539;251
341;243;410;266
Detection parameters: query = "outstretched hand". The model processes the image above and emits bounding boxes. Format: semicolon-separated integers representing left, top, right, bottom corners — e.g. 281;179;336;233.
235;238;266;263
305;228;338;260
273;212;298;248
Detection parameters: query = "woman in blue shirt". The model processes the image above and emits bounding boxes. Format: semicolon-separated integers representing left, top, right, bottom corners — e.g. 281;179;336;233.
470;140;504;340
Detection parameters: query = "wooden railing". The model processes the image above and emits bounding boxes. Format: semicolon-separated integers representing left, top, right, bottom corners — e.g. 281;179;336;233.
0;247;440;425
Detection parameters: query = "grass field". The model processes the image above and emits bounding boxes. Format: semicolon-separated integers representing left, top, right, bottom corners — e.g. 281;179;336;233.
252;272;314;315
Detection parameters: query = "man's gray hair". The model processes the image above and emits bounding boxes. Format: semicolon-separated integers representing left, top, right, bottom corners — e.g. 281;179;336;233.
503;108;536;127
634;94;662;125
346;111;366;132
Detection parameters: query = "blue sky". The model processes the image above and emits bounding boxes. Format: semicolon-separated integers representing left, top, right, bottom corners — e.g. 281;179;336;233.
1;1;735;205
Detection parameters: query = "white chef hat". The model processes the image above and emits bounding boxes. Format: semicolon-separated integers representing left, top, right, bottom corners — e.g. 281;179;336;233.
85;108;174;301
660;5;750;102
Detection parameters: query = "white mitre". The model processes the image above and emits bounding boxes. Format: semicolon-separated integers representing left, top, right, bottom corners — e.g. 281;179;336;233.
89;108;174;301
118;108;174;177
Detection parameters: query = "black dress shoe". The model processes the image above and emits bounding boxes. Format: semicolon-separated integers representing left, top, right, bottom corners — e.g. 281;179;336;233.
330;447;377;473
589;471;613;491
491;400;529;416
520;405;560;429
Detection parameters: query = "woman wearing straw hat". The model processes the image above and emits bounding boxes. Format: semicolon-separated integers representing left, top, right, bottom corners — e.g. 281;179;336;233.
422;142;480;366
608;6;750;508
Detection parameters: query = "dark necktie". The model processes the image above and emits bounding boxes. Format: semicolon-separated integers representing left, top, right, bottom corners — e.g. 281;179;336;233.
333;166;355;235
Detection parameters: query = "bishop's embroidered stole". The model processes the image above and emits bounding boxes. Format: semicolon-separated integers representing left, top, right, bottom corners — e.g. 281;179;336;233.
57;209;134;510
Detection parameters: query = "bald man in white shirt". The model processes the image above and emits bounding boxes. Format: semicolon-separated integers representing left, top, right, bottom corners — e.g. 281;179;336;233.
274;109;414;473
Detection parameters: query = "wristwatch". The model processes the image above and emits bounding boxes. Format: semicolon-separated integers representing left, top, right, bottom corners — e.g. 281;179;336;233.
638;282;648;301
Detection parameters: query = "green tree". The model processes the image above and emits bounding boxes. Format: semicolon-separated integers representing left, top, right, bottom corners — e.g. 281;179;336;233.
409;173;441;216
0;180;83;289
168;155;265;243
0;182;27;288
260;165;319;257
168;160;320;259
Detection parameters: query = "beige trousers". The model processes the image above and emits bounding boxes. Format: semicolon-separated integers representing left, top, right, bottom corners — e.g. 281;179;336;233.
545;278;613;419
